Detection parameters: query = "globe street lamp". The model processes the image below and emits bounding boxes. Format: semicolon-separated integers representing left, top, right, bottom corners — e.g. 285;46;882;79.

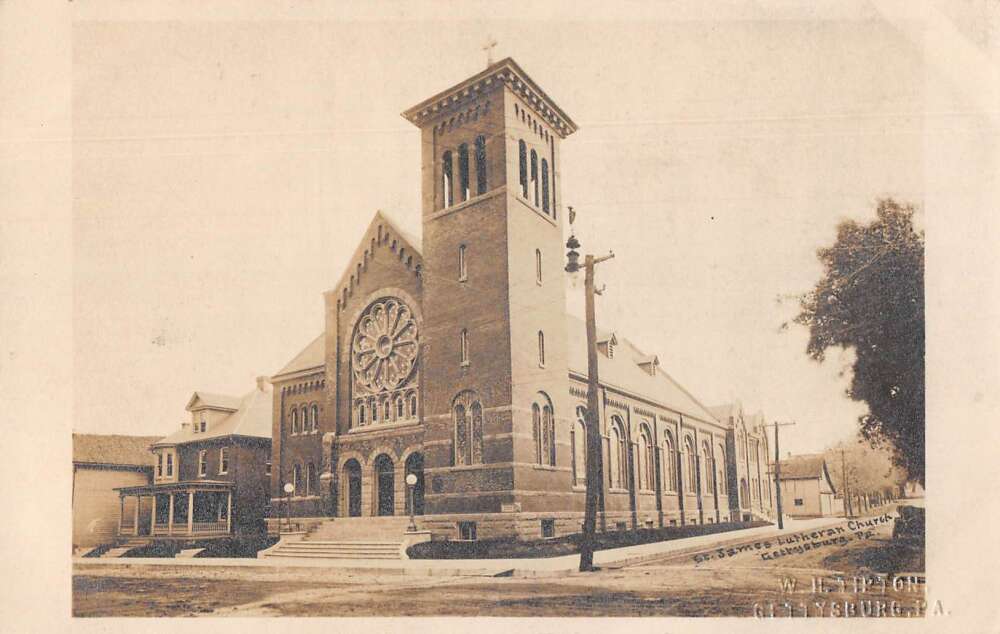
283;482;294;532
405;472;418;533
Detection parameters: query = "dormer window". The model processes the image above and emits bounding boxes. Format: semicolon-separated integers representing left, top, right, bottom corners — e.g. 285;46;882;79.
637;355;660;376
199;414;206;433
597;334;618;359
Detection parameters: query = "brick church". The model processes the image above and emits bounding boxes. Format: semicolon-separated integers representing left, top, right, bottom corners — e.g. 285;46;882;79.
268;58;775;540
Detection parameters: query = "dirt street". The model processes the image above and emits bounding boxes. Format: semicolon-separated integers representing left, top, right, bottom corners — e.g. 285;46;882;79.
74;515;925;617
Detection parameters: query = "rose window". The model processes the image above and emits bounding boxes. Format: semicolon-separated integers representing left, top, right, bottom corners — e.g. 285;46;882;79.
351;298;418;393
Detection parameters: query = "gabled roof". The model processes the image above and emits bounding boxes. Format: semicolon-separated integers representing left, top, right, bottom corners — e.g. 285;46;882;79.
155;383;273;447
566;315;719;425
273;332;325;378
73;434;160;467
185;392;241;412
329;210;422;308
776;454;835;490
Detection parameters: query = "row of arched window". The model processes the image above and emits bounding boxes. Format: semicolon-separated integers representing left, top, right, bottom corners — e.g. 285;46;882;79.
354;391;418;427
288;403;320;435
290;462;318;497
531;394;555;467
442;136;488;210
452;391;484;466
518;139;552;214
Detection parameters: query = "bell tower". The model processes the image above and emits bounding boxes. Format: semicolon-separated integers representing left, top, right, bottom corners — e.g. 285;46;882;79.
402;59;579;522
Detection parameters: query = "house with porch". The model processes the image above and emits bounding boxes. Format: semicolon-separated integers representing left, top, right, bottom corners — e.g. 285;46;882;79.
114;377;272;541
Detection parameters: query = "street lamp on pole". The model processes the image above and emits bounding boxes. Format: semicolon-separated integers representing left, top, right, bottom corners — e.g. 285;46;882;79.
283;482;294;532
405;472;418;533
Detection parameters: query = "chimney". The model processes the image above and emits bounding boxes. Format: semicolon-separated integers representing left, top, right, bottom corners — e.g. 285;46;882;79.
256;375;269;391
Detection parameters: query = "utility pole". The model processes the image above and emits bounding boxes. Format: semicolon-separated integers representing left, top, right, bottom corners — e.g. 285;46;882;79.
764;421;795;530
841;448;852;518
565;208;614;572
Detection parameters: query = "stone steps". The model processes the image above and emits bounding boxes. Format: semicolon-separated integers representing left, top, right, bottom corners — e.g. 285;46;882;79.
305;517;412;542
263;540;404;560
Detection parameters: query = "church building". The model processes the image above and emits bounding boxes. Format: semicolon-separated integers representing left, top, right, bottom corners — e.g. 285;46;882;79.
268;58;774;540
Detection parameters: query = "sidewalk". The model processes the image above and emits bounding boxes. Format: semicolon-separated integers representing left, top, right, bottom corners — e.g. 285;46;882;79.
72;516;853;578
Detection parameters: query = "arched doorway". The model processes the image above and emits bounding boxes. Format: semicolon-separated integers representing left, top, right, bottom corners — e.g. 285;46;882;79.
374;454;395;516
344;459;362;517
404;452;424;516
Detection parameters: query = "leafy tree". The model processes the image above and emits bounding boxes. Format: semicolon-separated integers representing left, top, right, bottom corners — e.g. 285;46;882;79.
824;440;907;498
796;199;924;484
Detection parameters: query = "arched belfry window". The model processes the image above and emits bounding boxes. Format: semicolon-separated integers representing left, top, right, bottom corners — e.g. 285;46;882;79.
442;150;454;209
475;135;487;195
518;140;528;198
453;391;484;466
541;158;550;213
458;143;470;202
530;149;539;207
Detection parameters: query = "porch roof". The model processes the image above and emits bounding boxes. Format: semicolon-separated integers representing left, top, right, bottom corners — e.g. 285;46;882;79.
115;480;234;496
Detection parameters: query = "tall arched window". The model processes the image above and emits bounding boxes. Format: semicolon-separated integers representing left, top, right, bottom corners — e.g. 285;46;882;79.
532;403;542;464
537;331;545;367
518;140;528;198
535;249;542;284
395;395;404;419
663;431;677;491
475;135;487;194
458;143;470;202
460;328;469;365
454;403;468;466
573;406;587;485
684;436;697;493
382;398;391;422
541;158;550;213
442;150;453;208
609;417;626;489
530;149;539;206
453;391;482;466
293;463;302;495
470;401;484;464
357;401;366;426
290;408;298;435
300;405;308;432
639;424;654;491
307;462;317;496
543;402;555;466
408;392;417;418
311;404;319;432
458;244;467;281
702;441;714;495
717;444;727;495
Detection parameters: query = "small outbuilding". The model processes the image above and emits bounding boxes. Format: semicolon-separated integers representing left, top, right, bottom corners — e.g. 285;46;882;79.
773;454;837;518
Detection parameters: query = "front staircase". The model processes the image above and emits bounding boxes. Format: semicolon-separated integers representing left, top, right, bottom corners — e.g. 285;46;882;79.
100;538;151;558
261;516;417;561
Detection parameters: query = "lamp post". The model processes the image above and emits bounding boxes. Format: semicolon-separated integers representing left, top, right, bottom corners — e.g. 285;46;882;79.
283;482;294;532
405;472;418;533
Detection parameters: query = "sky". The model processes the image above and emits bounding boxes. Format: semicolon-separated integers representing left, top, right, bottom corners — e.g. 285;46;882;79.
70;10;936;455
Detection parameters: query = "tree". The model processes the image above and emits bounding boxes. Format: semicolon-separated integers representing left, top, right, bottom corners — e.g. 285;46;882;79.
825;440;907;501
795;199;925;484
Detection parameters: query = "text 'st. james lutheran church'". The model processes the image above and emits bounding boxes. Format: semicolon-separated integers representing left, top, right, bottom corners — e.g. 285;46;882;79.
268;58;775;540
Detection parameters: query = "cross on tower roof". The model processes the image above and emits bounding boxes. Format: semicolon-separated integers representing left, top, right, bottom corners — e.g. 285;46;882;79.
482;36;498;67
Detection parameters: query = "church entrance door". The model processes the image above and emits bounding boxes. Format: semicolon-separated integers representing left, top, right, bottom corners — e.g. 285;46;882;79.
344;459;362;517
375;454;395;516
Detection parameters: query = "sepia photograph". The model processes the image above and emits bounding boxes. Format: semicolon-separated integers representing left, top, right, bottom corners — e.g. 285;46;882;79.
3;0;998;629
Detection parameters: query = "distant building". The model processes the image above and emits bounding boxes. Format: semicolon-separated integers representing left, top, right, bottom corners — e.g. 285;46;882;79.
114;378;272;541
72;433;159;549
773;454;837;518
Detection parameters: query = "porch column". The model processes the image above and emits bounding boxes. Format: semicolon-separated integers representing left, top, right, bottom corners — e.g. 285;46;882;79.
187;490;194;534
167;493;175;535
150;493;157;531
133;495;140;536
226;490;232;534
118;495;123;536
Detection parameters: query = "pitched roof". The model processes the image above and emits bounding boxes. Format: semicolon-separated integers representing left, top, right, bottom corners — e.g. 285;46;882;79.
155;383;273;446
185;391;242;412
72;434;160;467
776;454;829;480
566;315;719;425
273;333;325;378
